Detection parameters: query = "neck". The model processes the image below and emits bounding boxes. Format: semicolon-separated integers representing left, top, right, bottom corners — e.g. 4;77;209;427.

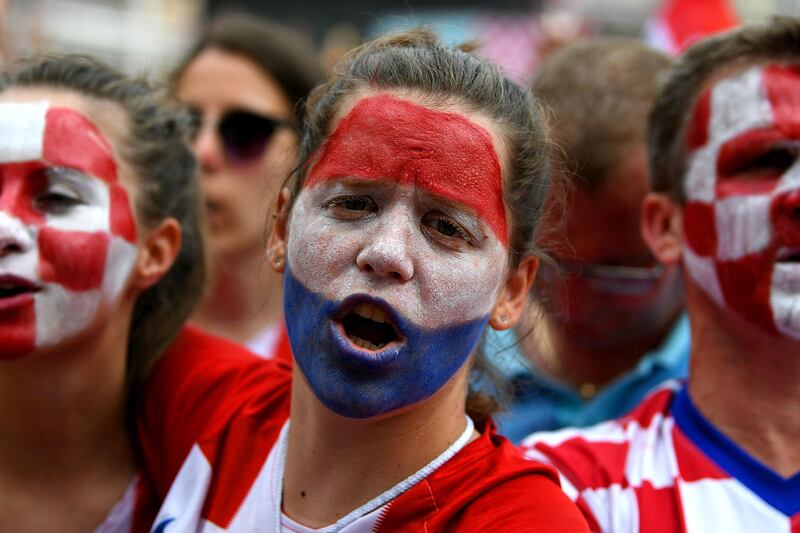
282;366;473;528
0;306;135;527
687;284;800;477
193;248;283;343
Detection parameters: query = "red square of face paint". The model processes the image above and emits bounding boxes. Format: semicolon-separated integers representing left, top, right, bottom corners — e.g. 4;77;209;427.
38;227;109;291
42;108;118;185
306;94;508;245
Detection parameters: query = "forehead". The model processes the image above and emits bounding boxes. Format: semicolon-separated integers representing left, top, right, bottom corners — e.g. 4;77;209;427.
177;48;292;117
0;93;122;185
306;93;508;243
686;63;800;150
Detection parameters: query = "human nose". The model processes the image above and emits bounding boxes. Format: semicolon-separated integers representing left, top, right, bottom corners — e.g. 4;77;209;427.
0;212;33;258
772;187;800;247
193;119;225;174
356;218;415;282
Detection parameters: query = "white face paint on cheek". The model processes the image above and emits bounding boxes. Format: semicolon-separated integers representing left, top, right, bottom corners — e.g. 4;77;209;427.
287;185;507;329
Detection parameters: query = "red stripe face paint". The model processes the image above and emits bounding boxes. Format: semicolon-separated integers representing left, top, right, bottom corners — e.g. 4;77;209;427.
306;94;508;245
0;101;139;358
681;64;800;338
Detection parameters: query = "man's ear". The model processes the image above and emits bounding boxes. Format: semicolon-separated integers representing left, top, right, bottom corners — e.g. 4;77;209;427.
133;217;181;289
641;192;683;266
266;187;291;273
489;256;539;330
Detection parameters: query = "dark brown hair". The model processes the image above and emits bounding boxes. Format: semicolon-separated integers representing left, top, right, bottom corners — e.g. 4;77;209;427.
650;16;800;200
534;37;672;190
173;13;325;123
0;54;205;396
282;29;553;423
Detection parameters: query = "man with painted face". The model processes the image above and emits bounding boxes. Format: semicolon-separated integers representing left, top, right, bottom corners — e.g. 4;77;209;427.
489;38;688;442
521;18;800;531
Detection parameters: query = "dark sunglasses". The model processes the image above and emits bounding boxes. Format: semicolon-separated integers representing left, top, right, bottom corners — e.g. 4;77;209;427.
189;108;294;165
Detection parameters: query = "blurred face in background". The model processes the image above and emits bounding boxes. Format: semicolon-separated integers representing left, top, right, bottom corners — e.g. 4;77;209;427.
177;47;297;260
543;146;684;350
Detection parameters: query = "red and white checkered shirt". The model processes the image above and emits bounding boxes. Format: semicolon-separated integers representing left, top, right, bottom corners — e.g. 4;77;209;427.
521;381;800;532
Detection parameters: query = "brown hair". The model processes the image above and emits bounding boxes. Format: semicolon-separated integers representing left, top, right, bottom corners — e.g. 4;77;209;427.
173;13;325;123
0;54;205;396
650;16;800;200
282;29;553;423
534;37;672;190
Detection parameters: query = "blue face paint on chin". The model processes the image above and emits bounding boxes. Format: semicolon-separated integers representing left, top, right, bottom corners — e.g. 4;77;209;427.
283;265;489;419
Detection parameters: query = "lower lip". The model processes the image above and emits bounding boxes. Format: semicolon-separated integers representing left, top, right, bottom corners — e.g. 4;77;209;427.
330;321;402;370
0;291;36;312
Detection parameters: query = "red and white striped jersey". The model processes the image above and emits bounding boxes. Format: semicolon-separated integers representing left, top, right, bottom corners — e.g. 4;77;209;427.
138;326;589;532
521;382;800;532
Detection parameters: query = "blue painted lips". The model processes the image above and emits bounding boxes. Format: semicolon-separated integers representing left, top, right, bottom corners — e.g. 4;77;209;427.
283;265;488;419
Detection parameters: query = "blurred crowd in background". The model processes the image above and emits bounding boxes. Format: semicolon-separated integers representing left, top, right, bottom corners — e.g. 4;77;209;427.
0;0;797;81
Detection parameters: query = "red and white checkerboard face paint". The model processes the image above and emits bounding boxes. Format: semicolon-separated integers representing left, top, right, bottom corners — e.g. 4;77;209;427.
682;64;800;338
0;101;138;358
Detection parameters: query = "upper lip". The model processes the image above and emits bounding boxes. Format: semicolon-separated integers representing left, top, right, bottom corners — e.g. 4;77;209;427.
0;274;41;292
334;293;405;339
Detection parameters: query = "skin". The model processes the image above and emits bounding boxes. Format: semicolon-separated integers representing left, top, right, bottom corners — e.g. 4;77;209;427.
177;48;296;345
268;90;536;527
0;88;180;531
642;63;800;477
527;146;683;388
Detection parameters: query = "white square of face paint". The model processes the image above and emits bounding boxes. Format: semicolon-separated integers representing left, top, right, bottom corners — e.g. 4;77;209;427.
771;264;800;339
43;177;112;234
709;67;773;145
714;194;773;261
684;145;718;203
0;101;48;163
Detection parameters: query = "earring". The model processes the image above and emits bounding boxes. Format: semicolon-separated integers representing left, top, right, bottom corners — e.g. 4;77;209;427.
498;314;508;323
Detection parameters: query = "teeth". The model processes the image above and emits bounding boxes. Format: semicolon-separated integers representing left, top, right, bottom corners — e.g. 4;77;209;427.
349;334;385;351
354;303;388;324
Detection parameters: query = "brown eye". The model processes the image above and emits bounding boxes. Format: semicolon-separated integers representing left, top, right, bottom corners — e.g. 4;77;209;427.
325;195;378;220
434;218;459;237
421;212;472;249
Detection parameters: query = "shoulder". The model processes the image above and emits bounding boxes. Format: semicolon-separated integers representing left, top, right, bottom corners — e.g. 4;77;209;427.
519;384;681;531
137;325;292;497
425;422;589;532
455;472;589;532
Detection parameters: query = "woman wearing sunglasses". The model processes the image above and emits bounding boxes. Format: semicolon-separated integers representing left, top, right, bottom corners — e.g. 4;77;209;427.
139;29;588;531
174;14;325;358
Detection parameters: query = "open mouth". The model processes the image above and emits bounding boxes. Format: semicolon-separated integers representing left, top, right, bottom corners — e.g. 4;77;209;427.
340;302;402;351
0;276;40;301
776;247;800;263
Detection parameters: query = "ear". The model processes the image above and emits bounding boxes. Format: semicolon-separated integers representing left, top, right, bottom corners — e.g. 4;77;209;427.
489;256;539;330
266;187;291;273
641;192;683;266
132;217;181;290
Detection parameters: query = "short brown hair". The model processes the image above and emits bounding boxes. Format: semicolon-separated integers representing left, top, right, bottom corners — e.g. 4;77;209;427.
174;13;325;123
534;37;672;190
649;16;800;200
0;54;205;395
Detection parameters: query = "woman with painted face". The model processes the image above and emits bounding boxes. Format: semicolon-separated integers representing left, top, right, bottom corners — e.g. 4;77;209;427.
174;14;324;358
139;29;589;531
0;54;205;530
